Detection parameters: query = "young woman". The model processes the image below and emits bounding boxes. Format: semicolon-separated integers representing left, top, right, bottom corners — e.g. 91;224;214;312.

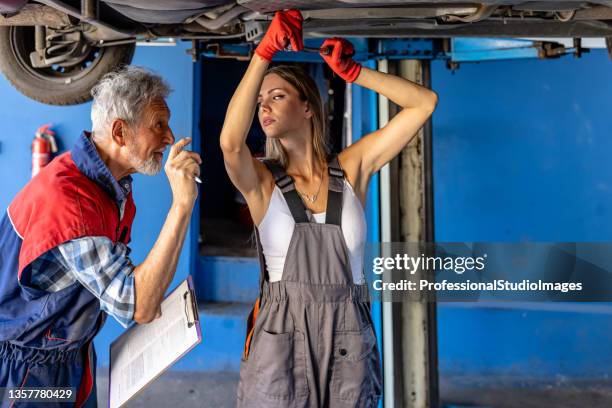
220;10;438;408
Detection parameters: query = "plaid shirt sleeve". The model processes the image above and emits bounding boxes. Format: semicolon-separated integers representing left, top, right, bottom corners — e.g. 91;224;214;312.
55;237;136;328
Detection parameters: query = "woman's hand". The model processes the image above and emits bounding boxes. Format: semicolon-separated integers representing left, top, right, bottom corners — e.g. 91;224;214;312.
255;10;304;62
320;37;362;83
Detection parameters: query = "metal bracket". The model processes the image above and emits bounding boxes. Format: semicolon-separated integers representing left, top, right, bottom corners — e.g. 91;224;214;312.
29;28;92;68
186;40;200;62
243;20;267;43
201;42;253;60
375;39;443;60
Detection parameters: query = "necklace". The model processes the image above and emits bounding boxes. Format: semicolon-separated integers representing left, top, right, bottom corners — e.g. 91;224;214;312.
295;167;324;203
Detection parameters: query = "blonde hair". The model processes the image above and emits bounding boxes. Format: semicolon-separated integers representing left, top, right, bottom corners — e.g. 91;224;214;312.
263;65;328;168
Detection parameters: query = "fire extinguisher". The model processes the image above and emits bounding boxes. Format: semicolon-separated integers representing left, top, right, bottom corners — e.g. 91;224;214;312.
32;124;58;178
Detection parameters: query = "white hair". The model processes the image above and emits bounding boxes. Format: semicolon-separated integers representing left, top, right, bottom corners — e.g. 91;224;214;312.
90;66;171;139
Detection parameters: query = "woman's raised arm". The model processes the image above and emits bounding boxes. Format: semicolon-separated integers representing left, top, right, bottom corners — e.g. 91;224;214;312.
219;56;269;196
219;10;303;199
320;38;438;198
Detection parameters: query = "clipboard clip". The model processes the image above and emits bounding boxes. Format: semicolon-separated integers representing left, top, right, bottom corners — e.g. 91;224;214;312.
183;290;199;328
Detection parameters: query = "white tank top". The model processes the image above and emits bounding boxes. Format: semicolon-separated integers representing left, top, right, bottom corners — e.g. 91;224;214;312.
258;179;367;284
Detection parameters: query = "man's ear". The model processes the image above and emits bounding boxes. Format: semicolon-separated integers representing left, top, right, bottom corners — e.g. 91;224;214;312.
111;119;129;147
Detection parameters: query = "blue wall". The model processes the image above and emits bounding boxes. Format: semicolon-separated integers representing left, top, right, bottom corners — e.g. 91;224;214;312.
0;42;197;367
432;50;612;242
432;50;612;382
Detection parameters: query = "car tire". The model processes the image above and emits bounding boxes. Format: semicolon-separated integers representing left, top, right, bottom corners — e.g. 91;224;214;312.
0;26;135;105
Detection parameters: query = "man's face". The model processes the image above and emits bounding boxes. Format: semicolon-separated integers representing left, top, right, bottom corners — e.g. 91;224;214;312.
125;97;174;175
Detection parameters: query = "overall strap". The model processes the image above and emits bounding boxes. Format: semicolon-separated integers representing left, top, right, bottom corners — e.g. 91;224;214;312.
326;156;345;226
245;227;267;360
262;159;309;224
254;227;268;295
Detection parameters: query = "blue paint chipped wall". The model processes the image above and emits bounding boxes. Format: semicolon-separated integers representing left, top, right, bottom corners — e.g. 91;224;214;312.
0;41;197;367
432;50;612;382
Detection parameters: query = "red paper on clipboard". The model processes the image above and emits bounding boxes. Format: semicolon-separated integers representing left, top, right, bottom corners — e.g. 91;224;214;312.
109;276;201;408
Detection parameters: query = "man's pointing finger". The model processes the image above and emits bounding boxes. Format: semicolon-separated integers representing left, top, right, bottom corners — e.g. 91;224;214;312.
168;137;192;160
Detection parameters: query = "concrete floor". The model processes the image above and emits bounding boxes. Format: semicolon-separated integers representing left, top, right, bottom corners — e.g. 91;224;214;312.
96;369;239;408
440;377;612;408
96;370;612;408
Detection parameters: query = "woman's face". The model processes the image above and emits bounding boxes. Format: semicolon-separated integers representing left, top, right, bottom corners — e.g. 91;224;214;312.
257;73;311;139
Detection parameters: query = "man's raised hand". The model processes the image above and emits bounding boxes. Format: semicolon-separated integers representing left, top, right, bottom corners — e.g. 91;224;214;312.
165;137;202;207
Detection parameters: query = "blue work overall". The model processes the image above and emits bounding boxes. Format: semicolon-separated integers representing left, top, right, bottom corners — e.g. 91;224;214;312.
0;132;136;407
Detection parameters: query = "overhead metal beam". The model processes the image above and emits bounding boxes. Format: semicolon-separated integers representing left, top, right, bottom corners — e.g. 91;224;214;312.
301;6;478;20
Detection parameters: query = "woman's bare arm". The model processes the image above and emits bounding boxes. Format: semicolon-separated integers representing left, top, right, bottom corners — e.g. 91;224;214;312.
219;10;303;224
339;66;438;198
219;56;269;199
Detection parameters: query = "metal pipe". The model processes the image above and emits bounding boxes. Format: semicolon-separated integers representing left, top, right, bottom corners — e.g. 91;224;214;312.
81;0;96;20
421;60;439;408
378;60;401;408
36;0;137;38
96;38;137;47
177;32;245;40
422;63;435;245
34;25;46;54
301;7;479;20
377;59;396;408
195;5;248;31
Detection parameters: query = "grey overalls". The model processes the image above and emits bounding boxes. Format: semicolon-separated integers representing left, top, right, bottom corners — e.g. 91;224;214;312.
237;157;382;408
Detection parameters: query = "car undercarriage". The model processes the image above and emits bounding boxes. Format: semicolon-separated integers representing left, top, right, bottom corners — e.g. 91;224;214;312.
1;1;611;104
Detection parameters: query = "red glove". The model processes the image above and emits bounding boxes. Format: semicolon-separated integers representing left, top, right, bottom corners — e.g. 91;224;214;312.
320;37;361;83
255;10;303;62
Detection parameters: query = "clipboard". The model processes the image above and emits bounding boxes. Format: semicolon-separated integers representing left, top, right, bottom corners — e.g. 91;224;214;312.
109;276;202;408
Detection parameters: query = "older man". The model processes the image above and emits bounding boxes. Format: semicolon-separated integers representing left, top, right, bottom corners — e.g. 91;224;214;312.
0;66;200;407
